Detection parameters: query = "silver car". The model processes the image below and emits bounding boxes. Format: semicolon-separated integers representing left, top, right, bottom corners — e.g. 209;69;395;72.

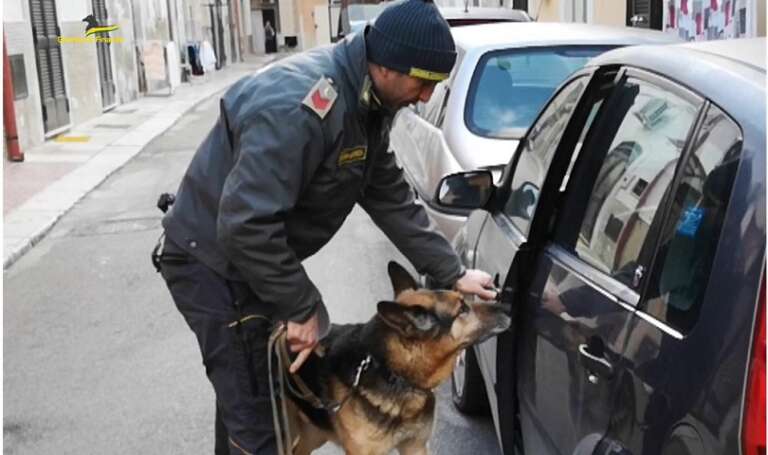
390;22;681;242
339;3;529;40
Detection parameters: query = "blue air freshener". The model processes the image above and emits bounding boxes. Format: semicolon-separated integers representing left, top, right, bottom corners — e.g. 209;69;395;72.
677;206;705;238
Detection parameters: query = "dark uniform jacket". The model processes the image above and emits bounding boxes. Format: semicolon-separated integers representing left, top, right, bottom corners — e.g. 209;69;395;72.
162;31;463;327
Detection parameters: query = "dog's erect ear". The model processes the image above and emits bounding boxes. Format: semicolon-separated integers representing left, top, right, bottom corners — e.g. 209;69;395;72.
388;261;418;298
377;301;437;338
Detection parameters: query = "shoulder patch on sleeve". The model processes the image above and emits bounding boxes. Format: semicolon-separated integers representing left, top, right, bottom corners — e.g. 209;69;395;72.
302;77;338;120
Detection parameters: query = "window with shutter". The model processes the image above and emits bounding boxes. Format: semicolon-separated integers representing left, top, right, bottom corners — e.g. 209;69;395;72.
29;0;70;133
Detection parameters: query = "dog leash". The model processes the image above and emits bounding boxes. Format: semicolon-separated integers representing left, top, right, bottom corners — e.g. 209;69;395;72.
267;324;373;455
268;324;295;455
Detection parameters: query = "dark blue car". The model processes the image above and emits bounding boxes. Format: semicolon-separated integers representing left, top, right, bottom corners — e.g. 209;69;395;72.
435;39;766;455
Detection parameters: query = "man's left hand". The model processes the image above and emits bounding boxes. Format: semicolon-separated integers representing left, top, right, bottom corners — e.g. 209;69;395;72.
455;269;497;301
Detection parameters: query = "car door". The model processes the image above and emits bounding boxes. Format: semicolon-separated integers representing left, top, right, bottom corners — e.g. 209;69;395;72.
513;68;705;455
469;68;604;453
601;97;752;455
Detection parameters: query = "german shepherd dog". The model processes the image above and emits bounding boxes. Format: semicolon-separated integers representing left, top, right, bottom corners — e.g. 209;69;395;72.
284;262;511;455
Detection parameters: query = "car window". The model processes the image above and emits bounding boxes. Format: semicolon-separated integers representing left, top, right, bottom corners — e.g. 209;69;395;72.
643;104;742;333
572;76;701;284
502;75;589;235
466;46;614;140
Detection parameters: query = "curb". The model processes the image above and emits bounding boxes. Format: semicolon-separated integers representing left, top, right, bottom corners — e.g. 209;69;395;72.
3;57;279;270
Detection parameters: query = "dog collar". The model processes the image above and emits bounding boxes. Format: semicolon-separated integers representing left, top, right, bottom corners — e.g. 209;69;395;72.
329;354;374;413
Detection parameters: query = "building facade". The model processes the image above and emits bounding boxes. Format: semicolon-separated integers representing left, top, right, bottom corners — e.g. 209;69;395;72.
5;0;765;156
525;0;765;39
3;0;252;153
663;0;765;40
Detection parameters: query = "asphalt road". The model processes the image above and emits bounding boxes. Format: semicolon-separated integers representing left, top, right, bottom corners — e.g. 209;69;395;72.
4;88;502;454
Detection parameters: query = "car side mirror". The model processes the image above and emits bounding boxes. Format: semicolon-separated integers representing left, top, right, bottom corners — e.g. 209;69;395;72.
434;170;494;210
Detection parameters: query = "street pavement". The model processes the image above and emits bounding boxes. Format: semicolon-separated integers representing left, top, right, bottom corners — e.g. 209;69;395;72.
3;69;502;454
3;53;281;270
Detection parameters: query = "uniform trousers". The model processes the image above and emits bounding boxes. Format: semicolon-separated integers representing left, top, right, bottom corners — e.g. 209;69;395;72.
159;237;278;455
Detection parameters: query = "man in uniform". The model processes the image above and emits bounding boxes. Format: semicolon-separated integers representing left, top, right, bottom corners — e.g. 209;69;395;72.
157;0;499;453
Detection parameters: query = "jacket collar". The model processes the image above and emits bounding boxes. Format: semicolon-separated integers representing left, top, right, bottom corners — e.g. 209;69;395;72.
335;29;394;118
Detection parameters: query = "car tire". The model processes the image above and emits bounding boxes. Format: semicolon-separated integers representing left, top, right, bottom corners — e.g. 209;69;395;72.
451;346;490;415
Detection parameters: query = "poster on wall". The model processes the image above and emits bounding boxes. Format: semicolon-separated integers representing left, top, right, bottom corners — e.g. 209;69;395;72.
664;0;756;41
142;40;173;95
143;41;168;82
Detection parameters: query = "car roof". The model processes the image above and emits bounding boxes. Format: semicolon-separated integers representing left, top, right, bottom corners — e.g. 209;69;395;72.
439;7;530;21
589;38;765;94
589;38;765;137
679;37;766;70
451;22;681;50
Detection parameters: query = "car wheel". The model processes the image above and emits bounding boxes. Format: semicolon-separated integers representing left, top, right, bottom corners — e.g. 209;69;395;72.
451;346;490;415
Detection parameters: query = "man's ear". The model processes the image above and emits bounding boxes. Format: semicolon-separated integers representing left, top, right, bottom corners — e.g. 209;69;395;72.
377;301;437;338
388;261;418;298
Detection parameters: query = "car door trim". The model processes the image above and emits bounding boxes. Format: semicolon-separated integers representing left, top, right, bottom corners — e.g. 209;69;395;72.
633;309;684;340
547;244;685;339
547;244;640;307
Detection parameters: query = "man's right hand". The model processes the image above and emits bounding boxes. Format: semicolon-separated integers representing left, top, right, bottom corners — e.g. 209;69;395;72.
286;312;320;374
455;269;497;301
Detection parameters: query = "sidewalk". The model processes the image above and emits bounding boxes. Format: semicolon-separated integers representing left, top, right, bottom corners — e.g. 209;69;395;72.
3;53;283;269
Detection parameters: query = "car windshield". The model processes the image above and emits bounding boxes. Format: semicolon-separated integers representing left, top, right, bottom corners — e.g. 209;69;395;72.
466;46;614;139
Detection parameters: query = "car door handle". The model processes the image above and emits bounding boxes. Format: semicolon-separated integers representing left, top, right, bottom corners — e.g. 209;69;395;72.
578;343;614;380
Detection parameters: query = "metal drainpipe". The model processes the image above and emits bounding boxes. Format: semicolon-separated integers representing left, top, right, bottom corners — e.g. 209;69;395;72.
226;0;237;63
3;32;24;162
233;0;244;61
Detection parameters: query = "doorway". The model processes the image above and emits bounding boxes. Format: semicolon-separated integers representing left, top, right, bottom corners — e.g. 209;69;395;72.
627;0;663;29
262;9;277;53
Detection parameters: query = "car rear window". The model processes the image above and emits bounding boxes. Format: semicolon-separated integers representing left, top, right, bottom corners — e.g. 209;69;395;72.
465;46;614;140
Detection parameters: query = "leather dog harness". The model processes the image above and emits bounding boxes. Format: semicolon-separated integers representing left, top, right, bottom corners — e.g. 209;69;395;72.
266;323;372;455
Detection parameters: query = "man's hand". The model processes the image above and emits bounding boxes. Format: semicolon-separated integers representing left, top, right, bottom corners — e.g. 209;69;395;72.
455;269;497;301
286;312;320;374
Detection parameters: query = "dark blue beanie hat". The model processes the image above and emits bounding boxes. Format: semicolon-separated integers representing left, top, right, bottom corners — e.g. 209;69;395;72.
366;0;456;82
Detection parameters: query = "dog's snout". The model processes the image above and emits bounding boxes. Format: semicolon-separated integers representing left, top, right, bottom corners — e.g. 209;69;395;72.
477;302;512;330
